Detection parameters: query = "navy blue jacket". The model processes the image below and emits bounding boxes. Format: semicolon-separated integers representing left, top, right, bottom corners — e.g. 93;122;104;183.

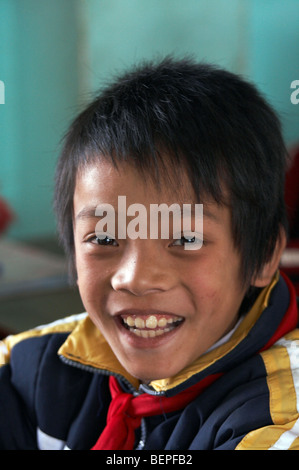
0;272;299;450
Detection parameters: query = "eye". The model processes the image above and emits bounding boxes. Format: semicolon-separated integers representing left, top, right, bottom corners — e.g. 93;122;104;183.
172;235;196;246
171;234;204;250
89;235;118;246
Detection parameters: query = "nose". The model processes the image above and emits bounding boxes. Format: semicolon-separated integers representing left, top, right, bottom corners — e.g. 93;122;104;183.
111;242;176;296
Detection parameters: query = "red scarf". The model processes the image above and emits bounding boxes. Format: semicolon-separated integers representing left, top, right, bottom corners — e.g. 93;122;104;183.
91;374;220;450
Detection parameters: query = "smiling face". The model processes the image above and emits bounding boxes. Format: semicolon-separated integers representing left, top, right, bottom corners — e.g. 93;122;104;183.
73;160;248;383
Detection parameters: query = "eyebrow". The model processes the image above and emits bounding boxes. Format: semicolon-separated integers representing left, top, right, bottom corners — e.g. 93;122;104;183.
75;206;99;221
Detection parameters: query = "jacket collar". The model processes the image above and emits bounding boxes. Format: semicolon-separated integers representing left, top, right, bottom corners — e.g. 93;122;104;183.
58;272;282;393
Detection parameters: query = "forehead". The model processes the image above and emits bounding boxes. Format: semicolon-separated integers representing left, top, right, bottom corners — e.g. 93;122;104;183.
74;159;197;207
73;160;228;229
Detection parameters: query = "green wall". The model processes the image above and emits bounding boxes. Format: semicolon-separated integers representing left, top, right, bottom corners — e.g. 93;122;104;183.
248;0;299;144
0;0;80;240
84;0;299;144
1;0;299;242
84;0;249;83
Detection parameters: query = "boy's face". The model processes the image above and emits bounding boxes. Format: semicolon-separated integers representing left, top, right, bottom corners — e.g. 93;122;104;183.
73;160;247;383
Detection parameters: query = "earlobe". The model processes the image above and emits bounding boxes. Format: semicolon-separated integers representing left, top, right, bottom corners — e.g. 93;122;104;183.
251;228;287;288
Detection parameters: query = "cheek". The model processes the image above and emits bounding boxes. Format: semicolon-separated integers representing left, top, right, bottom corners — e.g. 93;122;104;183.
181;260;221;295
76;260;105;310
182;257;242;314
75;245;98;283
193;287;221;312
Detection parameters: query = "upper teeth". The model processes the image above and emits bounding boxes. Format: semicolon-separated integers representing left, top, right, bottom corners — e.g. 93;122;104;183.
123;315;183;329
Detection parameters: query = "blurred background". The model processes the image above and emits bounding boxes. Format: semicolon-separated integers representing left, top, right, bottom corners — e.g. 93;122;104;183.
0;0;299;334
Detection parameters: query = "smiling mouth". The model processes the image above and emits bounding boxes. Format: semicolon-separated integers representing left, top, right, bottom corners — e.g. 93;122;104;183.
119;313;184;338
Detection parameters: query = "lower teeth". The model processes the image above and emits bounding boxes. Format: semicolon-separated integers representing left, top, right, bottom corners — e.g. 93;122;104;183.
129;327;172;338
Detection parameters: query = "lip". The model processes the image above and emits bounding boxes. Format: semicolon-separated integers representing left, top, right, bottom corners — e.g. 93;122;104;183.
113;309;185;349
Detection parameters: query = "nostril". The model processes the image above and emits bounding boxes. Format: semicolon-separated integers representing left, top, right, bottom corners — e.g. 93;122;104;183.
110;249;176;295
111;272;168;296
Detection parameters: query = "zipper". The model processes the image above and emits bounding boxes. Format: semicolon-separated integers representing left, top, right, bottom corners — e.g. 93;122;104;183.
139;383;166;396
59;354;139;393
59;354;148;448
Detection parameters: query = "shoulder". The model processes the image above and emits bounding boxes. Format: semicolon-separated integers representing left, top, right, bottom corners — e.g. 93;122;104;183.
0;313;88;366
236;329;299;450
0;313;106;449
0;313;89;413
0;313;97;422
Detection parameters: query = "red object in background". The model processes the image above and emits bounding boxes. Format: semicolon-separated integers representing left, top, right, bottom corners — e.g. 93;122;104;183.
285;146;299;239
282;146;299;296
0;197;14;234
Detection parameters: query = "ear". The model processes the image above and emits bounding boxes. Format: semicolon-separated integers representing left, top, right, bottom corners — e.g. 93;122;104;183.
251;228;287;288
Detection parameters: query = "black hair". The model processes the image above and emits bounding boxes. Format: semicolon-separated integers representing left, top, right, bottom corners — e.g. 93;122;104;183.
54;56;288;286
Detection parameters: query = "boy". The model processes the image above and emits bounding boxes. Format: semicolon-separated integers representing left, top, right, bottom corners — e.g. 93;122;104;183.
0;57;298;450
